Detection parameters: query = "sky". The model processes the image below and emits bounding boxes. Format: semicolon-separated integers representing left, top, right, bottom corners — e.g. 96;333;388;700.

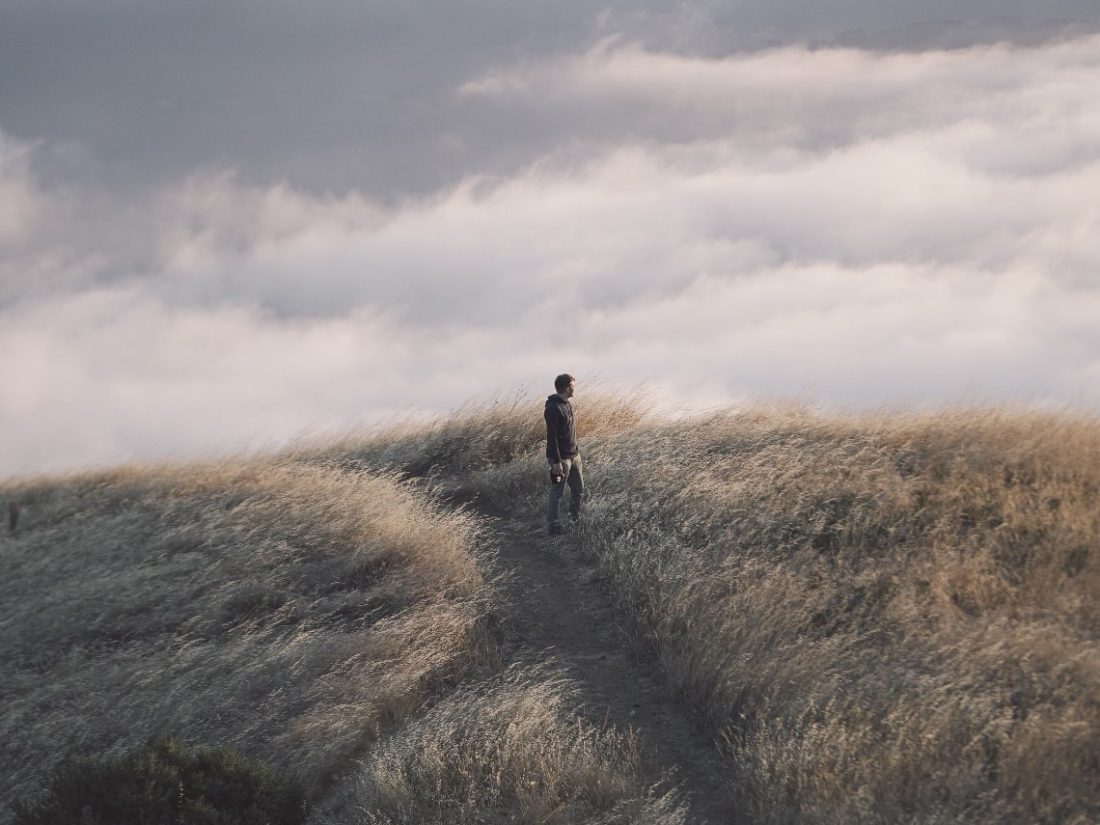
2;1;1100;474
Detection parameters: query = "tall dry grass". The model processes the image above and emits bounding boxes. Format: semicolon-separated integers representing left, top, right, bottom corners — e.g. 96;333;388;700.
9;393;1096;823
0;458;492;812
287;388;651;487
317;664;685;824
416;399;1099;824
1;455;684;823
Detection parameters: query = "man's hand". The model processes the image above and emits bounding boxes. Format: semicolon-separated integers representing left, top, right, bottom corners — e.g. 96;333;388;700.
552;462;563;480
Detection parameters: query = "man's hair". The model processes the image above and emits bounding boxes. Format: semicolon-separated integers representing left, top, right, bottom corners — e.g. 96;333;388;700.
554;373;575;393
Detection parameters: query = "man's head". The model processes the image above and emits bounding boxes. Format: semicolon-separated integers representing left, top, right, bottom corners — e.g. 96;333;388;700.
554;373;576;399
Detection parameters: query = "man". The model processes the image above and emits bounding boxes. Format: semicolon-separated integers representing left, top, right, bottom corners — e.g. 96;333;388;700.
545;373;583;535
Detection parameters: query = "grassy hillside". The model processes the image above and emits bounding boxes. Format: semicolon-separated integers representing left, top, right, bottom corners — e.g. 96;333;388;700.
320;395;1100;825
6;395;1098;824
0;456;682;824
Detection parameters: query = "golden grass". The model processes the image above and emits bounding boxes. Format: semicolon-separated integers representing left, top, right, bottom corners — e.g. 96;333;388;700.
0;458;492;808
1;454;683;823
285;388;652;484
8;393;1097;823
441;400;1100;825
316;664;685;824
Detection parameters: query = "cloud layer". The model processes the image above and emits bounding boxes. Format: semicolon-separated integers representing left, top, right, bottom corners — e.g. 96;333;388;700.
3;2;1098;197
3;31;1100;474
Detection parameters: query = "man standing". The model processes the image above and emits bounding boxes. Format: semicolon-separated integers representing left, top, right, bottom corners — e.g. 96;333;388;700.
545;373;583;535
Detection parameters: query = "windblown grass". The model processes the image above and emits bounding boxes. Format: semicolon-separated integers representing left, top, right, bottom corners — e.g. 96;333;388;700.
318;664;684;824
396;396;1100;824
9;392;1096;823
1;455;683;823
0;459;492;814
287;388;651;486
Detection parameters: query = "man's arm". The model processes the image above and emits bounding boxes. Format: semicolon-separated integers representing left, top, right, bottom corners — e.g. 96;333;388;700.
545;406;563;465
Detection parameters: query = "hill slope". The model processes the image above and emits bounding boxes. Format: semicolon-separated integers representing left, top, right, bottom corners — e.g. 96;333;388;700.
5;397;1099;824
315;396;1100;825
0;456;685;823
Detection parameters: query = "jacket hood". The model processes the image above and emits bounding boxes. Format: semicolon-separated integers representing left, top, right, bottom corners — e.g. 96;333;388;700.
546;393;567;407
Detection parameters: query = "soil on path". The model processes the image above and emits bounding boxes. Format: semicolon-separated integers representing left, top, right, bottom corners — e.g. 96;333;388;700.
452;490;739;825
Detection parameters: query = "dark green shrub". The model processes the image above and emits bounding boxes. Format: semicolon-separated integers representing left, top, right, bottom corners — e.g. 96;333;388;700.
11;735;306;825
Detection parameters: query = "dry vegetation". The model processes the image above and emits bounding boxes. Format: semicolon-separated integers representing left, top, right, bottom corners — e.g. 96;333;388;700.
6;392;1097;824
323;393;1100;824
321;664;684;824
572;405;1100;825
0;455;680;823
287;388;650;489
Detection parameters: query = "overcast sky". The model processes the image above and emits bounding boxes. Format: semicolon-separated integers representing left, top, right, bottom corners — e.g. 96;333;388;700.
2;1;1100;474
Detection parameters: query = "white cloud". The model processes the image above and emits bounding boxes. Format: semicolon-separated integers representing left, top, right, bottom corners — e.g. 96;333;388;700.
460;35;1100;154
3;33;1100;473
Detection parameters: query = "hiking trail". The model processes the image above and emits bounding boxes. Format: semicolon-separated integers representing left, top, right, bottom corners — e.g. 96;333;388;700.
451;489;738;824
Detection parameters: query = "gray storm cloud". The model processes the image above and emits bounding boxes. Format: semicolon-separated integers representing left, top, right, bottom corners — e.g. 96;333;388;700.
3;1;1098;197
2;29;1100;474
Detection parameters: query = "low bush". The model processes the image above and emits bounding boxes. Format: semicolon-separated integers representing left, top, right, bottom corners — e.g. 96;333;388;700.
12;735;306;825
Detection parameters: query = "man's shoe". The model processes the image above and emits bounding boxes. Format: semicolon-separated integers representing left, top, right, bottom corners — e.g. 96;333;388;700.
547;523;565;536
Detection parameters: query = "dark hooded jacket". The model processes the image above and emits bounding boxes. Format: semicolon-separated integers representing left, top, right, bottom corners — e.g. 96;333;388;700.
544;394;578;464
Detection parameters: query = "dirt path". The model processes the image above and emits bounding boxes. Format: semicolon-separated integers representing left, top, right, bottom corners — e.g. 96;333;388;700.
457;492;739;824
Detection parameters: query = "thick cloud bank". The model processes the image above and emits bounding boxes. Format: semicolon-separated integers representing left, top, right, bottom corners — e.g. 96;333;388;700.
3;34;1100;473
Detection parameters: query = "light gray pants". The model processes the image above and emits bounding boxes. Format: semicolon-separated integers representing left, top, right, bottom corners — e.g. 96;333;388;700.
547;453;584;528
